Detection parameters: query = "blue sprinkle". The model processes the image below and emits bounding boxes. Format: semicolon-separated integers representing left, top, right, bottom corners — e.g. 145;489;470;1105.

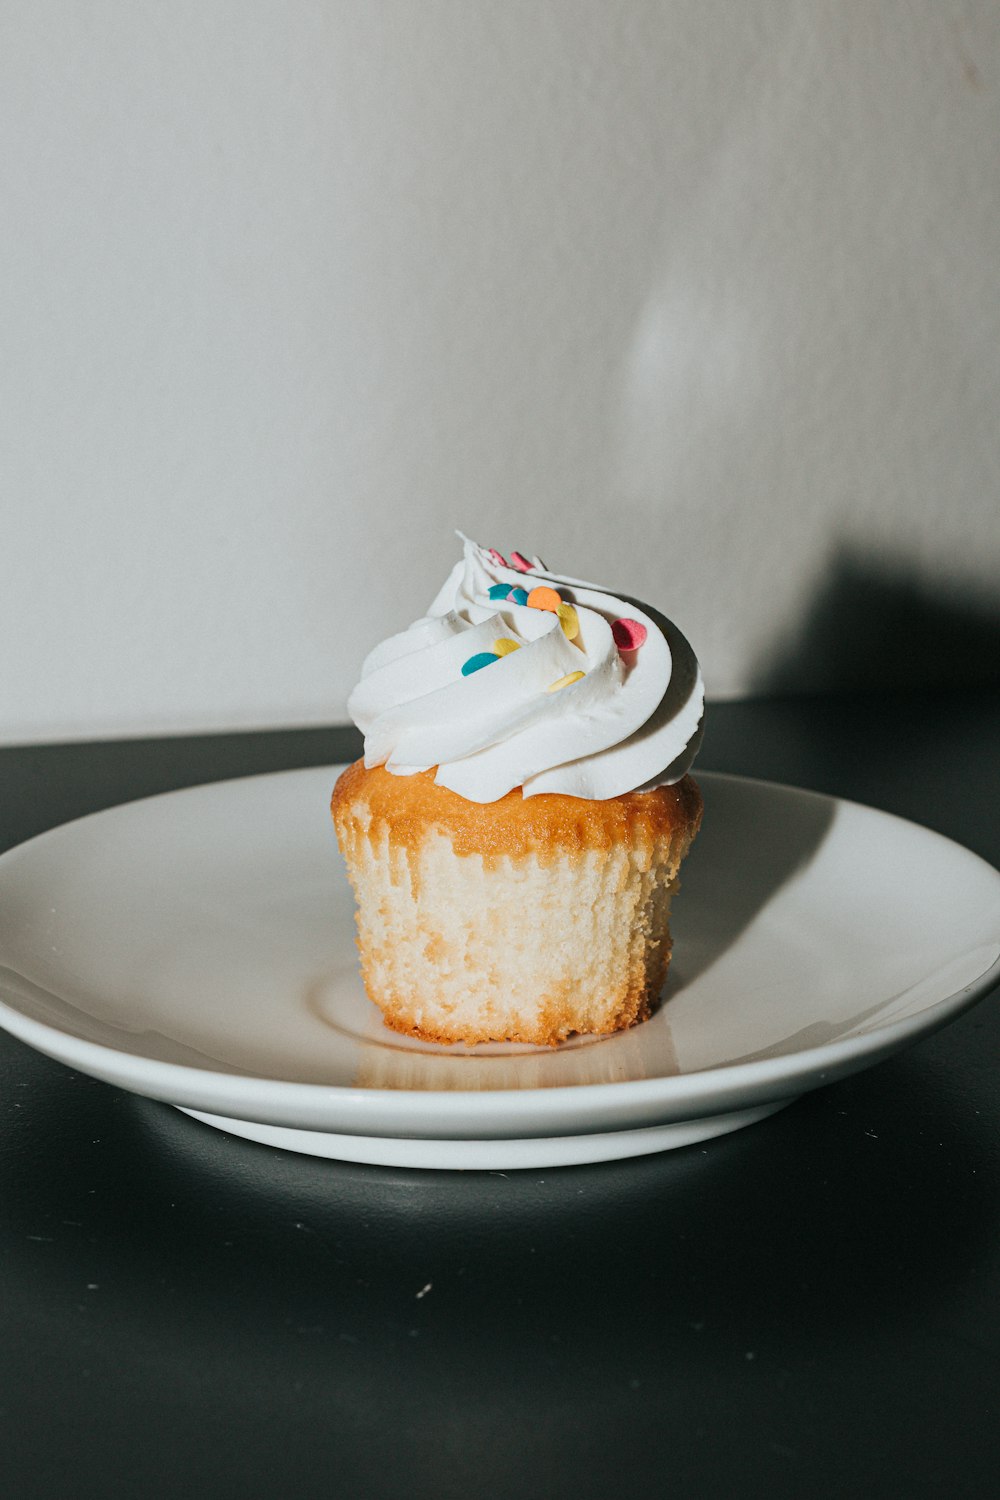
510;587;528;606
488;584;512;601
461;652;500;676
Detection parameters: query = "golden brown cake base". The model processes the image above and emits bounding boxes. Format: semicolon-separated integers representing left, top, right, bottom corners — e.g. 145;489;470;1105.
331;761;703;1046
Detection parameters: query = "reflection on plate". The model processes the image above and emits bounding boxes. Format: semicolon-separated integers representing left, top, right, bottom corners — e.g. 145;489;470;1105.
0;769;997;1170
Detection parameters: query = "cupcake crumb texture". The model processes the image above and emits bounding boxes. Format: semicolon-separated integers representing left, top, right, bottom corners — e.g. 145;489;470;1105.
332;761;702;1047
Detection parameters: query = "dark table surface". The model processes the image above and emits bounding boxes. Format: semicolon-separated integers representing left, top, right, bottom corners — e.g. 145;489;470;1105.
2;691;998;1500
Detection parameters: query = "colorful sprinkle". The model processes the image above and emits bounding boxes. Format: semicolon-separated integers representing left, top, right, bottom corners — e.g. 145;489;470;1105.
486;548;507;568
509;551;533;573
612;617;648;651
527;586;562;613
509;587;529;606
488;583;513;601
462;651;500;676
492;637;521;656
557;602;579;640
546;670;585;693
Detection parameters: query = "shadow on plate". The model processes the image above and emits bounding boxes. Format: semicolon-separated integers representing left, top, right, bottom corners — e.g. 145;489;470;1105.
669;772;835;989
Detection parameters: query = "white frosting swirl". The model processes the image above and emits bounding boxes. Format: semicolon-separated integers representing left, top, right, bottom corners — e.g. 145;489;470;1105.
347;535;704;802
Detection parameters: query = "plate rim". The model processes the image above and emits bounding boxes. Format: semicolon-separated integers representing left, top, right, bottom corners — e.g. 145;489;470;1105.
0;767;998;1142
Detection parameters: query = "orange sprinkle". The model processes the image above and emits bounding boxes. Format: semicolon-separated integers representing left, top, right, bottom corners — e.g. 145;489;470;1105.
527;586;562;613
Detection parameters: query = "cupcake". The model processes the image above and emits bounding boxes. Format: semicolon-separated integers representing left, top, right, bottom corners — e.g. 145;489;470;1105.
331;536;704;1046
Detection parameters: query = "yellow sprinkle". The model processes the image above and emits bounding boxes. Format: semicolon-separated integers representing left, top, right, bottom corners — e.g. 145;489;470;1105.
493;637;521;656
546;670;585;693
556;602;579;640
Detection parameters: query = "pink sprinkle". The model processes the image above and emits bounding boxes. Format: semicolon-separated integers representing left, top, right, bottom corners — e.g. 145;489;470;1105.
612;617;648;651
487;548;507;567
509;551;533;573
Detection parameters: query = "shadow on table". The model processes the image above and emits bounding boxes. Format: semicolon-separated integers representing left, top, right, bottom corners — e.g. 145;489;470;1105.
2;1040;994;1350
2;1027;998;1495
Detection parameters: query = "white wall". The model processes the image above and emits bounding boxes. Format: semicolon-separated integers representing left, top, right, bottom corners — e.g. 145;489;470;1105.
2;0;998;743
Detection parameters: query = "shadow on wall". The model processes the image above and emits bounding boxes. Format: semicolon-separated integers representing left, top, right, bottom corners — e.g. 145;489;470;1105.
751;546;1000;695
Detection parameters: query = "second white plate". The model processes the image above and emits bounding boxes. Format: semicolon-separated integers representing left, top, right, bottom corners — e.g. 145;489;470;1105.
0;768;997;1169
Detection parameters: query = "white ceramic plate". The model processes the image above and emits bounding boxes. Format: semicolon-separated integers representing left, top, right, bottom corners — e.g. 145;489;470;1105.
0;768;997;1170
